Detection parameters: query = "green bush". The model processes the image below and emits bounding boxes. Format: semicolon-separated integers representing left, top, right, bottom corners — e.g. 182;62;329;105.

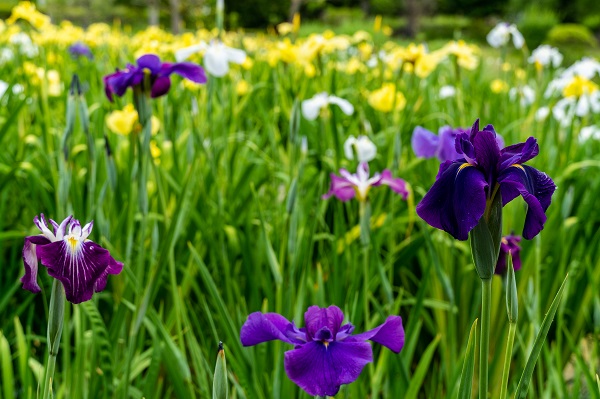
517;5;559;49
420;14;471;40
546;23;598;48
370;0;403;15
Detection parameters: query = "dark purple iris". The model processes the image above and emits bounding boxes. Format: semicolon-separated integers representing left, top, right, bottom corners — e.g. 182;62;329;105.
416;119;556;241
412;125;504;163
68;42;93;59
495;234;521;274
103;54;207;101
240;305;404;397
22;214;123;304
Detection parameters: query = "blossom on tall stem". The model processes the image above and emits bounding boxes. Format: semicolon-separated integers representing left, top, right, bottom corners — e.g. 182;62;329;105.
486;22;525;49
68;42;93;60
528;45;562;70
103;54;206;101
175;41;247;77
343;135;376;163
416;119;556;241
301;92;354;120
22;214;123;304
323;162;408;202
240;305;404;397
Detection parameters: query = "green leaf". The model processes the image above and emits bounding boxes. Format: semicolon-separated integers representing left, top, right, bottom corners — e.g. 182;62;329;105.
514;274;568;399
0;330;15;399
457;319;478;399
404;335;441;399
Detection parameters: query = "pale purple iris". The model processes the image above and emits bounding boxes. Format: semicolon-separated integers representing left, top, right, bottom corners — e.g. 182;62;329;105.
240;305;404;397
495;234;522;274
323;162;408;202
412;125;504;162
22;214;123;304
103;54;206;101
68;42;93;59
416;119;556;241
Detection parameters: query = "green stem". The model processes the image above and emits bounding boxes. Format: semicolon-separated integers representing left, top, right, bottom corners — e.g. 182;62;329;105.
500;322;517;399
480;278;492;399
42;280;65;399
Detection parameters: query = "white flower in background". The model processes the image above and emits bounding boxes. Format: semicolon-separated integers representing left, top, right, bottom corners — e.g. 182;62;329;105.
535;106;550;121
439;85;456;99
528;45;563;68
301;92;354;120
175;41;246;77
579;125;600;141
344;135;377;162
509;85;535;106
0;48;14;65
0;80;8;98
10;32;38;57
486;22;525;49
545;58;600;97
552;91;600;126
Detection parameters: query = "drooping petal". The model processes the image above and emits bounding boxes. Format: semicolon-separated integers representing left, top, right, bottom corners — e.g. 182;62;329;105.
322;173;356;201
151;76;171;98
378;170;408;199
174;43;206;62
224;46;247;64
21;235;51;293
93;254;123;292
203;45;230;77
411;126;440;159
301;93;329;120
284;340;372;397
498;165;556;239
416;162;488;240
104;70;138;101
162;62;207;84
36;240;123;304
328;96;354;116
304;305;344;339
343;315;404;353
499;137;539;170
240;312;301;346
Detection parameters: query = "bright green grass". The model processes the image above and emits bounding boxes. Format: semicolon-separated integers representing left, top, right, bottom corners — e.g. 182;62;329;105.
0;28;599;399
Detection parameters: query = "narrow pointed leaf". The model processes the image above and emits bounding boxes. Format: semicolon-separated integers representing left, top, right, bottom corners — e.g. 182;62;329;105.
458;319;478;399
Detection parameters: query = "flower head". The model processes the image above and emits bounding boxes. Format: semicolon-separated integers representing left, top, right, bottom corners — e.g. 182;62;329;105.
416;119;556;240
240;305;404;397
528;45;562;70
22;214;123;304
368;83;406;113
486;22;525;49
412;125;504;163
344;135;376;163
68;42;93;59
175;41;247;77
301;92;354;120
323;162;408;202
495;234;521;274
103;54;206;101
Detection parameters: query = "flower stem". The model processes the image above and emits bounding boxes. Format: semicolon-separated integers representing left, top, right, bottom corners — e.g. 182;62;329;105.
500;322;517;399
42;280;65;399
359;201;371;328
479;278;492;399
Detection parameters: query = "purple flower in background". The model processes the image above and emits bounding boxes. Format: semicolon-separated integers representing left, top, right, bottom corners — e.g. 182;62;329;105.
240;305;404;397
416;119;556;241
103;54;206;101
412;125;504;162
323;162;408;202
495;234;522;274
68;42;93;59
22;214;123;304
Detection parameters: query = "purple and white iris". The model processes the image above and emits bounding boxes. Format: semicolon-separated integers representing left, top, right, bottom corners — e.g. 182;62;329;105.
323;162;408;202
240;305;404;397
416;119;556;241
22;214;123;304
103;54;206;101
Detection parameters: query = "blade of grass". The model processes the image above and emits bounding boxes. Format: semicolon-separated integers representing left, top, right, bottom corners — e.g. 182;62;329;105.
457;318;478;399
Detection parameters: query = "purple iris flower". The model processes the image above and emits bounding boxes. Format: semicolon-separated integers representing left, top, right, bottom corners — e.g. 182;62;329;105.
495;234;522;274
22;214;123;304
103;54;207;101
68;42;93;59
412;125;504;162
240;305;404;397
416;119;556;241
323;162;409;202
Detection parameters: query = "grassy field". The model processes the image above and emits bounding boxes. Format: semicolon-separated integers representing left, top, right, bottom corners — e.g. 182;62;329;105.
1;3;600;399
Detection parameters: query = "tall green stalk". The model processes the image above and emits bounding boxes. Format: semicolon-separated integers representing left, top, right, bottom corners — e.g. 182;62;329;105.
480;278;492;399
41;280;65;399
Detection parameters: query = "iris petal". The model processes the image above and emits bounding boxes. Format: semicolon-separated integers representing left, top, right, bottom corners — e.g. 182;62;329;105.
36;240;123;304
377;170;408;199
471;128;501;181
498;165;556;239
499;137;539;170
304;305;344;339
284;341;372;397
240;312;301;346
343;315;404;353
21;235;50;293
416;162;488;240
151;76;171;98
412;126;440;158
162;62;208;84
322;173;356;201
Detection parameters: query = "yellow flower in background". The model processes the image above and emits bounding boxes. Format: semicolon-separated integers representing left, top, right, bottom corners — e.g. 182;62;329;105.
414;53;442;78
382;25;393;37
292;12;301;33
368;83;406;112
358;42;373;60
236;79;250;96
441;40;479;70
183;79;203;91
106;104;138;135
374;15;382;32
46;70;62;96
490;79;509;93
277;22;293;36
515;68;526;81
150;140;161;164
352;31;371;43
241;57;253;70
341;57;367;75
563;75;598;98
7;1;51;30
502;62;512;72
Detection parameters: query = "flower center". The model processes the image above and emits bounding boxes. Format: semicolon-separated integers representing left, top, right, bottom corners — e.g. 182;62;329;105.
67;236;79;252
